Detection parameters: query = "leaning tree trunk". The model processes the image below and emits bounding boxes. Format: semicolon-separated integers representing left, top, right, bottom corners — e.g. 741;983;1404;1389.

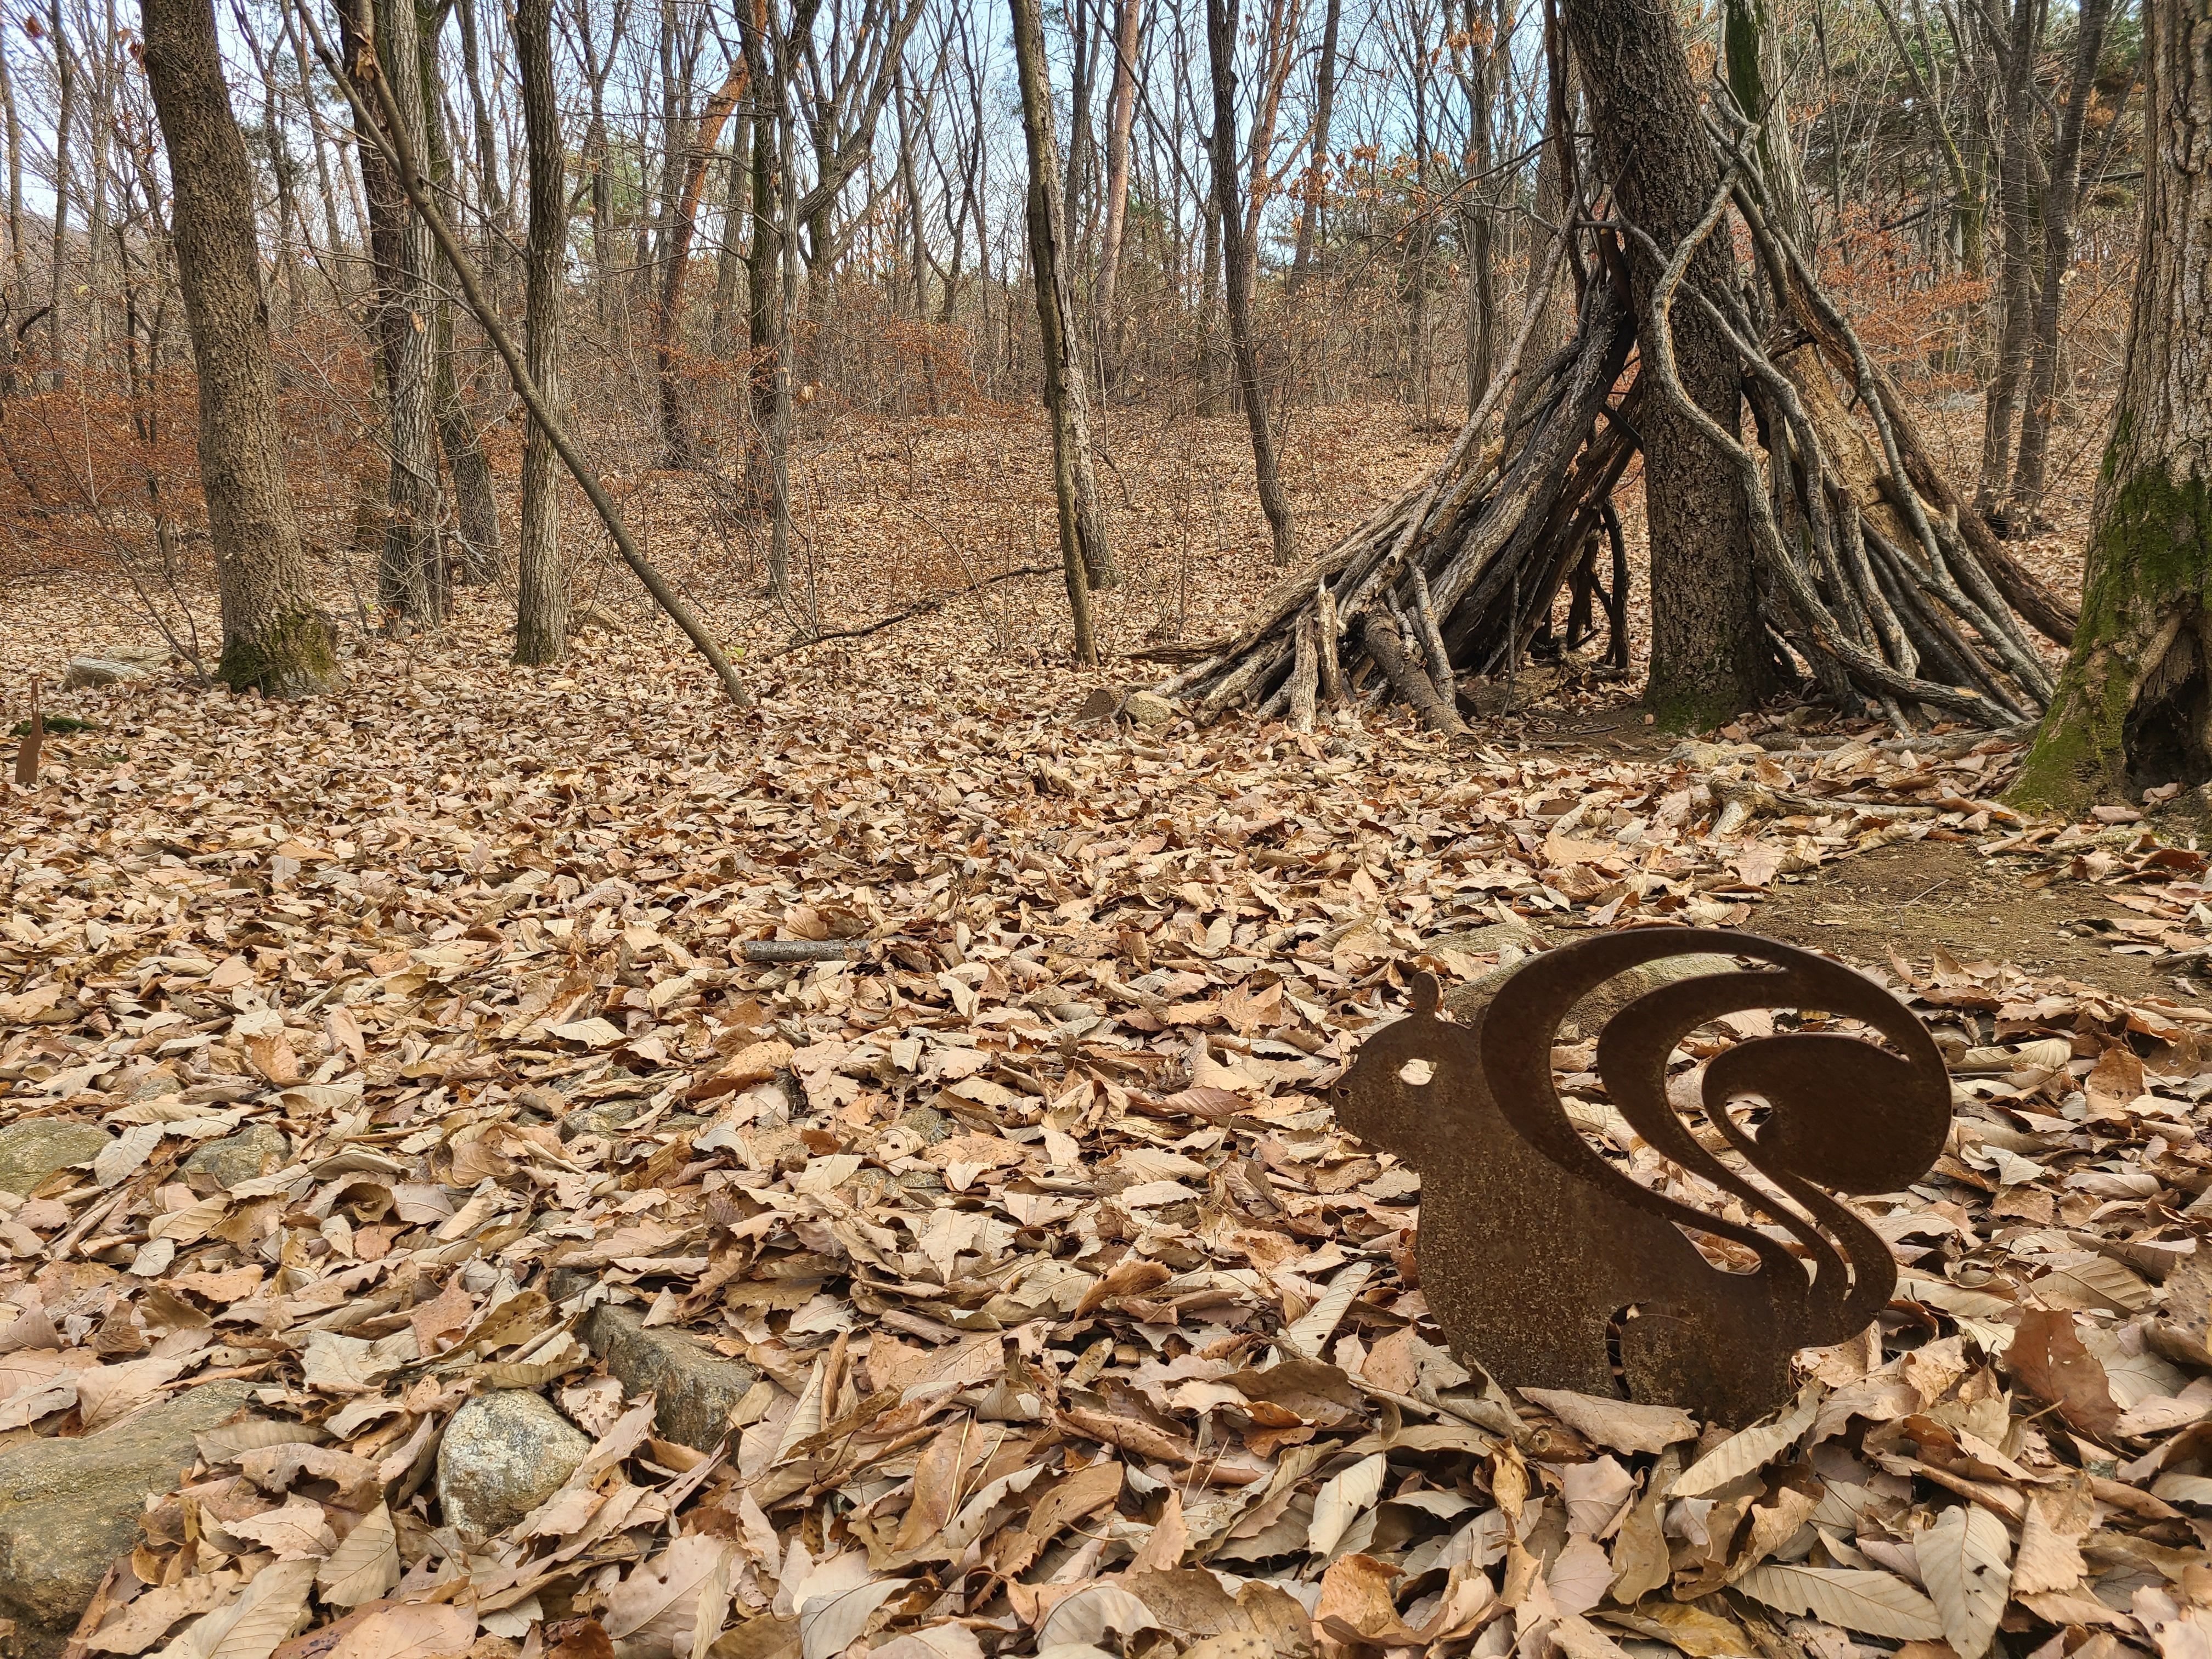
142;0;335;696
512;0;566;665
1562;0;1770;726
2013;0;2212;814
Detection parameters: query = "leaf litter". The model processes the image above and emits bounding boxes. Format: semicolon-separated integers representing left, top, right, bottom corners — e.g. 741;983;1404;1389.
3;578;2210;1659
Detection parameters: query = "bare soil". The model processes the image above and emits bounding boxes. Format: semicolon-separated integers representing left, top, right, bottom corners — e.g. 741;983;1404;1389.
1750;837;2180;1001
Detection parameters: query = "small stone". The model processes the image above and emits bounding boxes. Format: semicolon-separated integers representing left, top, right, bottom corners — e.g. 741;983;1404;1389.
0;1380;254;1647
180;1124;292;1190
0;1120;112;1196
434;1391;590;1536
1122;691;1178;729
895;1103;953;1146
582;1304;761;1452
61;657;153;689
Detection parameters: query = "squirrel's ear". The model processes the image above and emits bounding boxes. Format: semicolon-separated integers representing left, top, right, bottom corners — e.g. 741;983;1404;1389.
1408;972;1441;1017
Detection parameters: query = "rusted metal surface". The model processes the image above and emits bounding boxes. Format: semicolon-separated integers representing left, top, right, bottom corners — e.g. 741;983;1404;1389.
1333;930;1950;1424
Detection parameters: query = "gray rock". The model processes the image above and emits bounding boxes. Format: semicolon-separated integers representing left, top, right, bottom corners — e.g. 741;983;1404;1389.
180;1124;291;1190
0;1120;111;1197
1444;948;1742;1038
61;658;153;689
434;1391;590;1537
582;1304;760;1452
0;1381;253;1650
1122;691;1178;729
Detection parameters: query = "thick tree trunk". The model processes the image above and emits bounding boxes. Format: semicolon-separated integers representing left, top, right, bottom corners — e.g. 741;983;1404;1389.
141;0;336;696
1009;0;1110;657
1206;0;1296;568
2015;0;2212;812
513;0;567;665
1562;0;1770;726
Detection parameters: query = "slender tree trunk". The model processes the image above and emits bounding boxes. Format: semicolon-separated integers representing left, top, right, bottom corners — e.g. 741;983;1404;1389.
1461;0;1497;412
1011;0;1115;652
514;0;567;664
710;134;749;359
657;63;746;465
1975;0;2045;521
420;11;503;585
2007;0;2114;521
1094;0;1139;387
2015;0;2212;812
345;0;444;622
1562;0;1771;724
1206;0;1295;566
142;0;336;696
1290;0;1341;287
46;0;72;387
0;25;26;395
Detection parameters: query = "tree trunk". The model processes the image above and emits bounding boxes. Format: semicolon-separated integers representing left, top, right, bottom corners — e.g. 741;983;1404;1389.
345;0;444;622
1460;0;1497;413
1011;0;1112;656
1205;0;1296;567
141;0;336;696
1974;0;2044;521
1562;0;1770;725
1;24;26;395
1290;0;1341;286
514;0;567;665
2007;0;2114;522
1094;0;1139;387
657;63;747;466
2013;0;2212;812
419;14;503;586
46;0;71;387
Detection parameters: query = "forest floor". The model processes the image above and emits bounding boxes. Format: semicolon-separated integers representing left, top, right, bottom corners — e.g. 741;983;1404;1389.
2;399;2208;1659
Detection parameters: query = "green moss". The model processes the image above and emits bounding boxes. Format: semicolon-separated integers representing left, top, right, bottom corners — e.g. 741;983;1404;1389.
218;608;340;699
2012;460;2212;813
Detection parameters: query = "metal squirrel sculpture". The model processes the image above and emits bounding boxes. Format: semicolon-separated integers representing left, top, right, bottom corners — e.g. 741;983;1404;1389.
1331;930;1950;1424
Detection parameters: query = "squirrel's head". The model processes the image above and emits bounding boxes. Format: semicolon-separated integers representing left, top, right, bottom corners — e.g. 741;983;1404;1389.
1329;973;1479;1158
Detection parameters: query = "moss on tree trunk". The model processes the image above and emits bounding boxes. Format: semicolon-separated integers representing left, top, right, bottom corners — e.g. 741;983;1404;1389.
2010;0;2211;816
218;610;340;700
2013;461;2212;812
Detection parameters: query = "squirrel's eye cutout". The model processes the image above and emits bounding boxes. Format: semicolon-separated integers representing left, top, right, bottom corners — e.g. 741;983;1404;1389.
1397;1057;1435;1086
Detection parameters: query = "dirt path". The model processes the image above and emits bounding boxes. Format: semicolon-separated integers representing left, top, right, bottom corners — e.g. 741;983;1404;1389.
1750;836;2181;1000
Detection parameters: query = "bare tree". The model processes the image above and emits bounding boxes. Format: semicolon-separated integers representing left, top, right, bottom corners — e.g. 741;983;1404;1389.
142;0;337;695
514;0;567;663
1011;0;1111;661
1205;0;1296;566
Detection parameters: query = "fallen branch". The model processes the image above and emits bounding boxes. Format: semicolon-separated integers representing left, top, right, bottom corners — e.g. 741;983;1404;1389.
298;2;752;709
779;563;1060;653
